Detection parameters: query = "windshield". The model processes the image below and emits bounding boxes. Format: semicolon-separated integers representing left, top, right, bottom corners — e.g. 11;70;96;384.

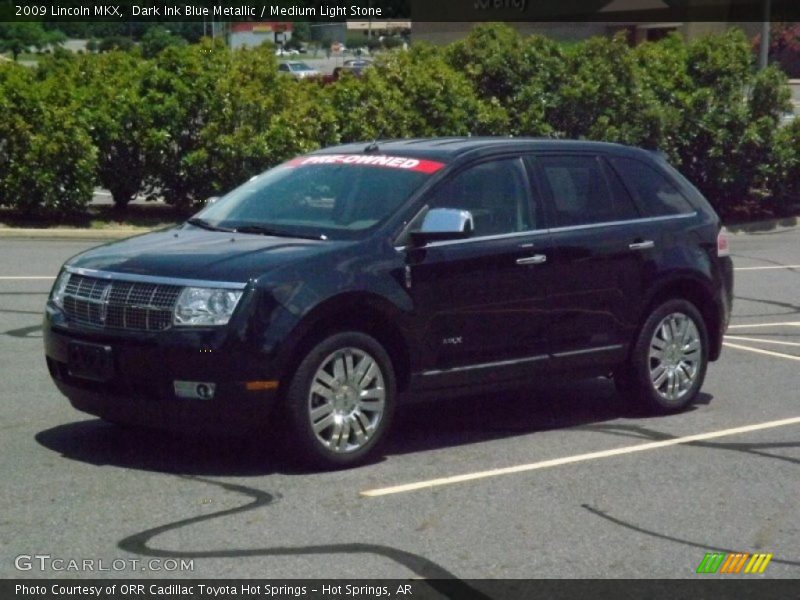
290;62;313;71
193;154;445;241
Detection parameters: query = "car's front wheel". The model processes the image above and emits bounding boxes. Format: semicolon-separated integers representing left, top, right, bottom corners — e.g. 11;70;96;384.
615;299;709;413
284;331;396;468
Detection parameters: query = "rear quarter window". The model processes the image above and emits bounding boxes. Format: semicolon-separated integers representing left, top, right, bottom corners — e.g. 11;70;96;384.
609;157;695;216
536;155;639;227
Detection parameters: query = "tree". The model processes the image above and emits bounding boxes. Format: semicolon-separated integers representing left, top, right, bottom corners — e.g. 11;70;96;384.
327;44;508;142
140;26;186;59
75;52;155;208
752;23;800;78
0;22;64;60
549;34;661;145
139;40;331;207
292;22;312;43
446;23;564;136
633;29;792;217
0;63;96;217
98;36;134;53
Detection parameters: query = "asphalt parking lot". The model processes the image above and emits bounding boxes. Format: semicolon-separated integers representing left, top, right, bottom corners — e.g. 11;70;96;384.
1;224;798;581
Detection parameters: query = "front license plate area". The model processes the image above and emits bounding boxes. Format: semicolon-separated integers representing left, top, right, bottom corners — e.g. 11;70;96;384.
68;341;114;382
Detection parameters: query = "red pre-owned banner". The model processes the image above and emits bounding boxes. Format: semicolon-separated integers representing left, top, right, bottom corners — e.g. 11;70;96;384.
287;155;446;174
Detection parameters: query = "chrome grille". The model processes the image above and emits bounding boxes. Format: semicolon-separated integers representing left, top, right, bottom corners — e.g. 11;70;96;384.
62;274;182;331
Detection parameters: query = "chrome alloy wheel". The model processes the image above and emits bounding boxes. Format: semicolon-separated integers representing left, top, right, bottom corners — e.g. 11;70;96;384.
649;312;702;403
308;347;386;453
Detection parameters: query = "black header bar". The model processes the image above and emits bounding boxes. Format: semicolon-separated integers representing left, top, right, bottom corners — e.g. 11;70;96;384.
2;0;800;23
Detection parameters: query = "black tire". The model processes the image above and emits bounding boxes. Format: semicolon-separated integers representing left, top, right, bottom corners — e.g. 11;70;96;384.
283;331;396;468
614;299;709;414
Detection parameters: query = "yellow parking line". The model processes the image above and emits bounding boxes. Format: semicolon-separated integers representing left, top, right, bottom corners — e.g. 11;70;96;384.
727;321;800;329
734;265;800;271
361;417;800;497
725;336;800;348
722;342;800;362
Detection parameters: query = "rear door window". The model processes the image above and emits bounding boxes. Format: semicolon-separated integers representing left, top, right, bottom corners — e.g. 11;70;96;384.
535;155;639;227
609;157;694;216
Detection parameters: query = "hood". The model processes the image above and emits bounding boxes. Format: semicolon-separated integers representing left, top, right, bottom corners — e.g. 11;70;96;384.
66;227;349;283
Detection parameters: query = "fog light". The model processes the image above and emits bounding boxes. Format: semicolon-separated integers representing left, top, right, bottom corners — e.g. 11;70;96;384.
174;381;217;400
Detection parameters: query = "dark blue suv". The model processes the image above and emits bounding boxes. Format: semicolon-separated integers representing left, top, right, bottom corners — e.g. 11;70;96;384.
44;138;734;467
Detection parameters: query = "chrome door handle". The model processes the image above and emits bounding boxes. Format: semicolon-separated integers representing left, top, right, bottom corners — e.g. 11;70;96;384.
516;254;547;266
629;240;655;251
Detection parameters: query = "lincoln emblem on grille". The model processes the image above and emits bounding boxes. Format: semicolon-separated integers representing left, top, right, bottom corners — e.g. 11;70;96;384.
98;284;112;324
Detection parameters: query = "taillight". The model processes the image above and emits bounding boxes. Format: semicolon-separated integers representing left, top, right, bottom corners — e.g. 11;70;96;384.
717;228;730;258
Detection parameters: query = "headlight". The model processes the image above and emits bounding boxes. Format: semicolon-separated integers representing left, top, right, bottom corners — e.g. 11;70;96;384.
50;270;71;308
173;287;244;327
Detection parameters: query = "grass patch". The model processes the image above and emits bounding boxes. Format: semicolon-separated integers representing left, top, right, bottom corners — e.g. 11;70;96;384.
0;203;188;231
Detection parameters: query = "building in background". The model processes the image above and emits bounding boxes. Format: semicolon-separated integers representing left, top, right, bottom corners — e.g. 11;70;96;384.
310;20;411;46
346;20;412;39
412;21;761;46
228;22;293;50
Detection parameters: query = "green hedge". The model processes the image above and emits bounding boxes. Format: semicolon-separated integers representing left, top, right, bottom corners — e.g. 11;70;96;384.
0;24;797;219
0;62;96;217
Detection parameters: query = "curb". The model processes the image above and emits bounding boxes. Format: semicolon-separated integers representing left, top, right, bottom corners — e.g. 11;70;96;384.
0;228;153;240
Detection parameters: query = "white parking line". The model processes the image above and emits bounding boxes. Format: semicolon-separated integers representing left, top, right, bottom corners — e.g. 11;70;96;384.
361;417;800;497
734;265;800;271
0;276;55;280
727;321;800;329
725;335;800;348
722;341;800;362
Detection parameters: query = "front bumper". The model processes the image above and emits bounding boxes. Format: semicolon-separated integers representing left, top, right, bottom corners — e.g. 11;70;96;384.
44;315;279;434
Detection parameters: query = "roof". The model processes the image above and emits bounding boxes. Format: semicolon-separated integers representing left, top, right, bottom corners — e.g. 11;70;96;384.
313;137;646;162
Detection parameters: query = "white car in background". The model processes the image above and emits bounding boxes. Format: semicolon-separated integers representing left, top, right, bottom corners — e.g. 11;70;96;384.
278;61;320;80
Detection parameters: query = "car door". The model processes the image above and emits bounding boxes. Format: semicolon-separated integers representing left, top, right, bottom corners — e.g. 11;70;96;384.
404;156;554;390
531;153;651;369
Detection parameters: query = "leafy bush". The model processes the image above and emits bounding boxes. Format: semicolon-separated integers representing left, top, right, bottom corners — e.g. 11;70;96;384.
0;63;96;217
327;44;508;141
550;34;663;145
98;36;134;53
4;23;799;221
140;26;187;59
0;22;65;61
139;41;339;208
76;52;155;208
381;36;405;50
771;118;800;207
138;40;240;208
447;23;564;136
630;30;792;217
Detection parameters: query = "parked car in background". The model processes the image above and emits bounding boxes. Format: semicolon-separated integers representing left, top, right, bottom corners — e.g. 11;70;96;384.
327;59;374;84
44;138;733;468
342;58;373;76
278;61;320;80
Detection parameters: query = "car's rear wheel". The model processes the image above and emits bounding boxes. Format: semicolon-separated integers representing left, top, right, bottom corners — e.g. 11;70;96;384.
615;299;708;413
284;331;395;468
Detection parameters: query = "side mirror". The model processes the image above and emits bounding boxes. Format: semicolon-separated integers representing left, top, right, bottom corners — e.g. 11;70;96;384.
409;208;474;247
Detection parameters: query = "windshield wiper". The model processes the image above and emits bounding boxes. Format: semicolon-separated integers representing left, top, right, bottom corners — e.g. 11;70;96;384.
234;225;324;241
187;218;235;233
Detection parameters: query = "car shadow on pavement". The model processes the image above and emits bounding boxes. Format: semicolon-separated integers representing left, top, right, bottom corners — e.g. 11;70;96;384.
35;420;287;477
35;377;708;475
387;377;707;456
